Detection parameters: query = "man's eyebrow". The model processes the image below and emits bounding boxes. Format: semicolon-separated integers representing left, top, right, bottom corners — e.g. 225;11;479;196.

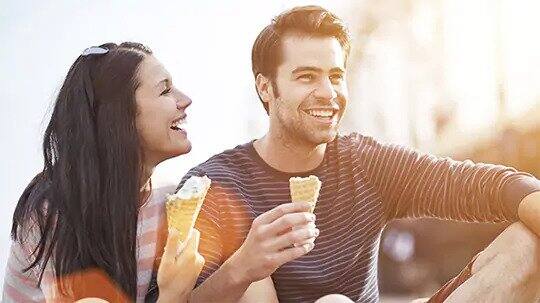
291;67;345;74
329;67;345;74
291;66;323;74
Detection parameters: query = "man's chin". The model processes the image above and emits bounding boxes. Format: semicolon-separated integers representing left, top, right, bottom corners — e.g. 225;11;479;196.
306;131;338;146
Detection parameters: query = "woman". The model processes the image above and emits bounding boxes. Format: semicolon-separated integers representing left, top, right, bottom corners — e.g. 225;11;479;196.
3;42;204;302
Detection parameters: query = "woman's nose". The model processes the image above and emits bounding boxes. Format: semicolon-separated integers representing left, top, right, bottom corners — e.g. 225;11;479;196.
175;90;192;109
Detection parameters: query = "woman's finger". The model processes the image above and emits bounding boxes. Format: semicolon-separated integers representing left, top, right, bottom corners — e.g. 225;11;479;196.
185;228;201;253
176;228;200;258
162;228;181;262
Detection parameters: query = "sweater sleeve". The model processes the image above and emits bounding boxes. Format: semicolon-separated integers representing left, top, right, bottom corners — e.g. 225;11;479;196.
350;134;540;222
2;221;54;302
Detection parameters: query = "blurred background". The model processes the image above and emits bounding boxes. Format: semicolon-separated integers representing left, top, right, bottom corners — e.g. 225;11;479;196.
1;0;539;301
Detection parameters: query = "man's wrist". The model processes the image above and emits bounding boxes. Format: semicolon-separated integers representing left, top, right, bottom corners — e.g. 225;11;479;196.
157;292;188;303
190;250;253;303
222;252;252;288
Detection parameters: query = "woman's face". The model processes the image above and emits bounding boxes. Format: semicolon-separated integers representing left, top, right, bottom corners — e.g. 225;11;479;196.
135;55;192;166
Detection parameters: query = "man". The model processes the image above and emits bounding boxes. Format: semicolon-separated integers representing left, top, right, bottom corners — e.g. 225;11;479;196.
184;6;540;302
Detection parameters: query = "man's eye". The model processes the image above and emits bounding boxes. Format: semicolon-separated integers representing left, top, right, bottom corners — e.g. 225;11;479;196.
161;88;172;95
298;74;314;81
330;74;343;83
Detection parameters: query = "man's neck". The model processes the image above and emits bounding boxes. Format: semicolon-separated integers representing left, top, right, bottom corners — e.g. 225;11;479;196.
253;130;326;173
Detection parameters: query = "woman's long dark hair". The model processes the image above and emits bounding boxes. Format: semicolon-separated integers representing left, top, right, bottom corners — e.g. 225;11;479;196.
11;42;152;300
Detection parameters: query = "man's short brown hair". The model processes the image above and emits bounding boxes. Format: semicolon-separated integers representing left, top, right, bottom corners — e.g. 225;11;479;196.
251;5;351;113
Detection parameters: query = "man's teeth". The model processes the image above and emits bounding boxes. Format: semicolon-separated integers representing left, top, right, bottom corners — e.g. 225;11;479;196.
307;109;334;118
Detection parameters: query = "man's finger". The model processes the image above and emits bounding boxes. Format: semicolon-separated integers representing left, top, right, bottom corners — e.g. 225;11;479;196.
162;228;180;263
264;212;315;236
267;227;319;251
256;202;311;225
273;243;315;265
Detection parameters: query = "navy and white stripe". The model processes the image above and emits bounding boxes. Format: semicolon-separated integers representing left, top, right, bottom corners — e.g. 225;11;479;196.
181;133;539;303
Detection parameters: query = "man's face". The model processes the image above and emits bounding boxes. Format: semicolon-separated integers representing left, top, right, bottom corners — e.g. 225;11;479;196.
268;34;348;146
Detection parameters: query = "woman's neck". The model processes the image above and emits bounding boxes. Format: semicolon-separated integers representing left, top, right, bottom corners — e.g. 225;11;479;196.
139;164;154;206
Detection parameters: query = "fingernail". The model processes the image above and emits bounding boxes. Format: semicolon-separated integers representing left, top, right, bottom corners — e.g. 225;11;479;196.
305;243;315;251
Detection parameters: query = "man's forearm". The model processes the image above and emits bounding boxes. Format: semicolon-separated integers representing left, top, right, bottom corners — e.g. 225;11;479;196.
518;191;540;237
190;258;252;303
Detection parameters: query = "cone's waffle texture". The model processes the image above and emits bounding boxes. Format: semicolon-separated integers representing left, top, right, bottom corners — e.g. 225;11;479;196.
289;175;322;213
166;176;211;243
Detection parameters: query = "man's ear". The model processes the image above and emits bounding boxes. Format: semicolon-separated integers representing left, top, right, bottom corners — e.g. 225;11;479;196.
256;73;274;104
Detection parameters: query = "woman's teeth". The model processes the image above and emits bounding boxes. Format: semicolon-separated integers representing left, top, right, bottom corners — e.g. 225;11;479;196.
171;118;186;130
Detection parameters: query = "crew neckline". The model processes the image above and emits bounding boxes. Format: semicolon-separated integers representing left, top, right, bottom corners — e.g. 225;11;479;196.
246;139;332;180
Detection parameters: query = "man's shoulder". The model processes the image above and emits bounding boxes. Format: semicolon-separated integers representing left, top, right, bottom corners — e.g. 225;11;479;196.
337;132;381;151
179;142;256;204
337;133;413;161
150;181;177;202
185;141;255;180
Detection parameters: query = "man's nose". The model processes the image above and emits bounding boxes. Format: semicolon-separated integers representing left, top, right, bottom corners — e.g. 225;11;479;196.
314;77;338;100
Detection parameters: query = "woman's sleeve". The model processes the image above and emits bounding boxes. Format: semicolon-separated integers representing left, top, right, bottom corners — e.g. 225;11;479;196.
2;221;54;302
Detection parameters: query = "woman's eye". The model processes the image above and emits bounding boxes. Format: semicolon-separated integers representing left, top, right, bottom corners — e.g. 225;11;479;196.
161;88;172;96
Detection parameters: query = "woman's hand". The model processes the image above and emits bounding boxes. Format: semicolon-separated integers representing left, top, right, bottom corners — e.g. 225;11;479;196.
157;228;205;303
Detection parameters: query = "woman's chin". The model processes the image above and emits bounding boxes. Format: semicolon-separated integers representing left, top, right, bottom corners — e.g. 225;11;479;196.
172;141;192;157
156;141;192;162
180;143;192;155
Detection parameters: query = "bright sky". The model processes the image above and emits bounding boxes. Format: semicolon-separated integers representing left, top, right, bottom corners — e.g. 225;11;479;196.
0;0;351;287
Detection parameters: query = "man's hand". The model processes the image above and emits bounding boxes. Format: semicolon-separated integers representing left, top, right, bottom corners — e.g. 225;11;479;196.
518;191;540;237
227;202;319;284
445;222;540;303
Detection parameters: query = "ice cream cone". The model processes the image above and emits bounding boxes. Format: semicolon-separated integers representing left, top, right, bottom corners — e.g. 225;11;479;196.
166;176;211;243
289;175;321;213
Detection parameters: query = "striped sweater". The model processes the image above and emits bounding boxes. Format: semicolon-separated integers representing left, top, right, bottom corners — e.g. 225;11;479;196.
181;133;540;303
2;184;174;302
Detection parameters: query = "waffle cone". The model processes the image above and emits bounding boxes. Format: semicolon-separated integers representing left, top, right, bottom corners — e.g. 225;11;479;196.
289;175;321;213
166;176;211;243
